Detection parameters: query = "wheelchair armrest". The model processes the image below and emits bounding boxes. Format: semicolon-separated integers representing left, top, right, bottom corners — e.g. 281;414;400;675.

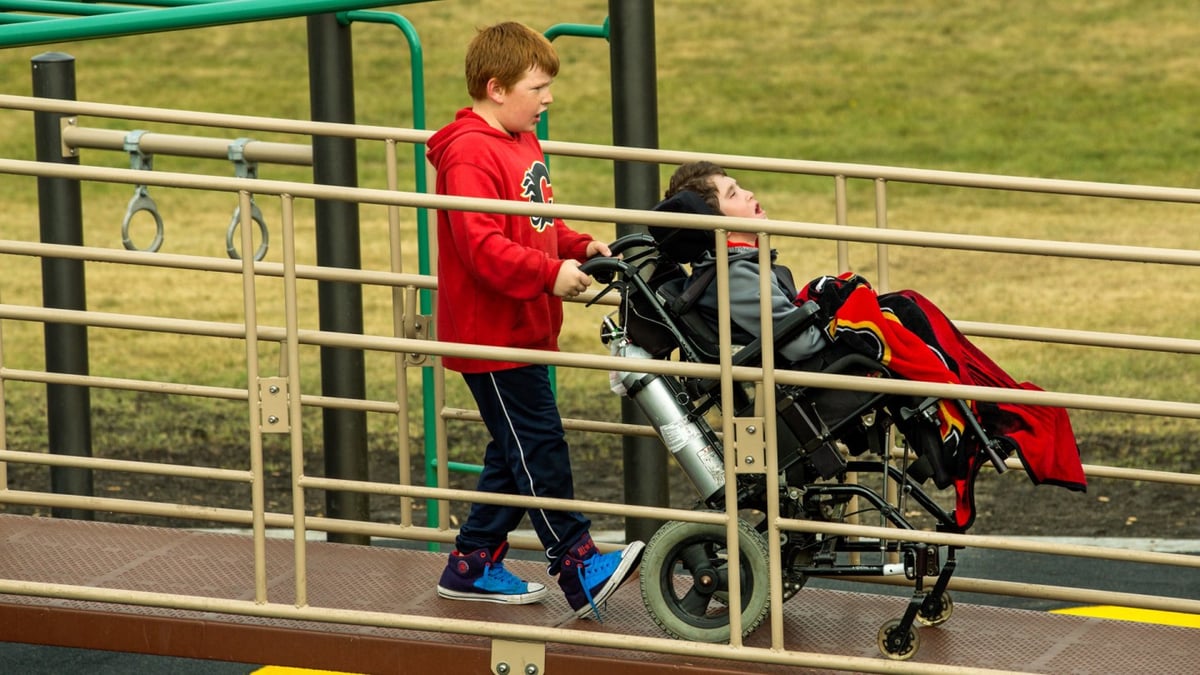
731;301;823;368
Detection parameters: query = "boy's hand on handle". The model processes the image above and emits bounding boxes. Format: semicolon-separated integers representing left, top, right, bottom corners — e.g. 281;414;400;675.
554;259;592;298
585;240;613;258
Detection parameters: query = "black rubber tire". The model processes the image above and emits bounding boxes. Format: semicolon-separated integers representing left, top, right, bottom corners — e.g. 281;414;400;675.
917;591;954;627
877;618;920;660
639;517;771;643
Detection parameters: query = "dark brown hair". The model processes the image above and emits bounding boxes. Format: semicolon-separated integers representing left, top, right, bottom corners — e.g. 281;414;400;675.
665;161;728;214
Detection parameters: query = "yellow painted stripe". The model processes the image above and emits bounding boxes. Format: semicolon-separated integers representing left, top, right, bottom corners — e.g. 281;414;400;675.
1051;605;1200;629
253;662;364;667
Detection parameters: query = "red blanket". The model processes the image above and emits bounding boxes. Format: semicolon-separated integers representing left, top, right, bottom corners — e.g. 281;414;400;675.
799;273;1086;530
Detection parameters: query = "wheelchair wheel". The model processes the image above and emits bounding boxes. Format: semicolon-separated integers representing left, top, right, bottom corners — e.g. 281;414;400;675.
877;618;920;660
639;517;771;643
917;591;954;627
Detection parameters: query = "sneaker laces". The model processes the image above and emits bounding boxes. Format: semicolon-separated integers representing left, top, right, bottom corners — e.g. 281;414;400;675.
480;562;528;593
576;551;621;621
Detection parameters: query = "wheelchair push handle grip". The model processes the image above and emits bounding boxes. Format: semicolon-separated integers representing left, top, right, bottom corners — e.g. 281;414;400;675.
580;233;653;281
607;232;656;257
579;255;630;280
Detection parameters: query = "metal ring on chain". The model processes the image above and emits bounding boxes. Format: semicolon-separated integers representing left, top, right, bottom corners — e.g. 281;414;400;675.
121;185;165;252
225;200;270;261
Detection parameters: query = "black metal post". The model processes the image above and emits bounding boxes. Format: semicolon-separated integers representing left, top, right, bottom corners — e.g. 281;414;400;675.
306;14;370;545
608;2;668;543
31;52;94;520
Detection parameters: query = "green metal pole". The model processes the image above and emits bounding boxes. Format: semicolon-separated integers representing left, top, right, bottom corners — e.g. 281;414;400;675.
536;19;610;142
0;12;45;23
535;20;611;400
336;9;444;539
0;0;134;16
0;0;415;47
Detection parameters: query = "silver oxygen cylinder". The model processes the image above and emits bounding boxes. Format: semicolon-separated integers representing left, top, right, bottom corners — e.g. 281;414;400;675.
610;337;726;502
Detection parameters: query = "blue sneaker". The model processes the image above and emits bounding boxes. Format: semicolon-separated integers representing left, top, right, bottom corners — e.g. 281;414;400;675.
558;533;646;621
437;542;548;605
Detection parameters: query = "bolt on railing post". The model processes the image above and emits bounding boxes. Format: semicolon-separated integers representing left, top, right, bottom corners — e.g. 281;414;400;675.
31;51;94;519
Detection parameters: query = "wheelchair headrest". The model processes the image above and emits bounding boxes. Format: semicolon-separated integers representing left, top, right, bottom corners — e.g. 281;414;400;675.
649;191;719;264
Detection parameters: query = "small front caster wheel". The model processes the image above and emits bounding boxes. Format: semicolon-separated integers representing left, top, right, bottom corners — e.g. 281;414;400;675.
917;591;954;627
877;618;920;660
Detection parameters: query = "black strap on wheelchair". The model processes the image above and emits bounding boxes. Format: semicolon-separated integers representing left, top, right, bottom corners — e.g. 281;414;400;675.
666;265;715;315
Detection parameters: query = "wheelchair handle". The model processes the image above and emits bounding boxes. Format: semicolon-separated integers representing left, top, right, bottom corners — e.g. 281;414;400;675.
581;233;655;282
607;232;656;257
579;255;632;279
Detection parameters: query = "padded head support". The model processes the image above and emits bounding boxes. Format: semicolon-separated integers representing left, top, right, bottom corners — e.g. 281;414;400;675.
649;191;719;264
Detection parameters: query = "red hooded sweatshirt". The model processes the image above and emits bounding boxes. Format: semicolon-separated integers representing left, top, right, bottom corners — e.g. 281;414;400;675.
426;108;595;373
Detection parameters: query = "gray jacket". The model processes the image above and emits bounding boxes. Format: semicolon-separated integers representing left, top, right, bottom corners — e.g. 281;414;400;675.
686;247;826;363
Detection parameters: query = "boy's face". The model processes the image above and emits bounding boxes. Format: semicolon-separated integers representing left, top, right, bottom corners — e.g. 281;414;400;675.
712;174;766;220
492;66;554;134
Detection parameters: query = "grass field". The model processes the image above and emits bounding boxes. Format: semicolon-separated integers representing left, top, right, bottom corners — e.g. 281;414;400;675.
0;0;1197;485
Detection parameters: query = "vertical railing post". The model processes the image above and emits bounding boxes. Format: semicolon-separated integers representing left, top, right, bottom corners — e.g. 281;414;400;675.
307;14;370;545
608;1;669;543
31;52;94;520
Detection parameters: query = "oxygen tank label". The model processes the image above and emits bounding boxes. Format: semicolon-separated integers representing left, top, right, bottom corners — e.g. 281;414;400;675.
695;445;726;486
659;418;702;453
661;420;726;489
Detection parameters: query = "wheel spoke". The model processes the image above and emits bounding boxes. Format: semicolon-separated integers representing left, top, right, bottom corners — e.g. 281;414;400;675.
678;586;713;616
679;543;713;574
641;518;773;643
716;566;752;608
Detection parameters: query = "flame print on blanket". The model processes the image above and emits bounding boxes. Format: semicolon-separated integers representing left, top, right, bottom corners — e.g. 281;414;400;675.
799;273;1086;531
802;276;970;443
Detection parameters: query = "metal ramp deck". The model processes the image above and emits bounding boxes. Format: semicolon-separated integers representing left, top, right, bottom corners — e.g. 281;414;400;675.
0;513;1195;674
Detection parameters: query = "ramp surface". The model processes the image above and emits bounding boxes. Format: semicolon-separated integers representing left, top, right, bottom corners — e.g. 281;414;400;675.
0;514;1195;673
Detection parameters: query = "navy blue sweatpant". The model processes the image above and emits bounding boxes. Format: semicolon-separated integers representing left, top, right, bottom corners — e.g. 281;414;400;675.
455;364;591;574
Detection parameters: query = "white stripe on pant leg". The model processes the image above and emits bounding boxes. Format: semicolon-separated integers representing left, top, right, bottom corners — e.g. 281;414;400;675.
488;373;562;549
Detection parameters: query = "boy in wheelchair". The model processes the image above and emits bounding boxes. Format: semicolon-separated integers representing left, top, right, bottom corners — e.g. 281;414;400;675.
647;161;1086;531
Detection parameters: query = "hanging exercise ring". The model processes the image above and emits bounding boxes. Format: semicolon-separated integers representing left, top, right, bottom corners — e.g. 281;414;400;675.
120;130;165;253
226;201;270;261
225;137;269;261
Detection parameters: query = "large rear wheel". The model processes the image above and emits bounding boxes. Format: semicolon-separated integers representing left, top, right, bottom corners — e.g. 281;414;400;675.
639;517;771;643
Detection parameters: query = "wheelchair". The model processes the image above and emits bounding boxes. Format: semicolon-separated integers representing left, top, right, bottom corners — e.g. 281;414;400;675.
580;232;1011;660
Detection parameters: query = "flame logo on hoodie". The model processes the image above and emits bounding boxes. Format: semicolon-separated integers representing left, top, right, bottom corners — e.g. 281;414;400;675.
520;160;554;232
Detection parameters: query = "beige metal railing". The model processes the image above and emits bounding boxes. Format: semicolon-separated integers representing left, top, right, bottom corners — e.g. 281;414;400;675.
0;95;1197;673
